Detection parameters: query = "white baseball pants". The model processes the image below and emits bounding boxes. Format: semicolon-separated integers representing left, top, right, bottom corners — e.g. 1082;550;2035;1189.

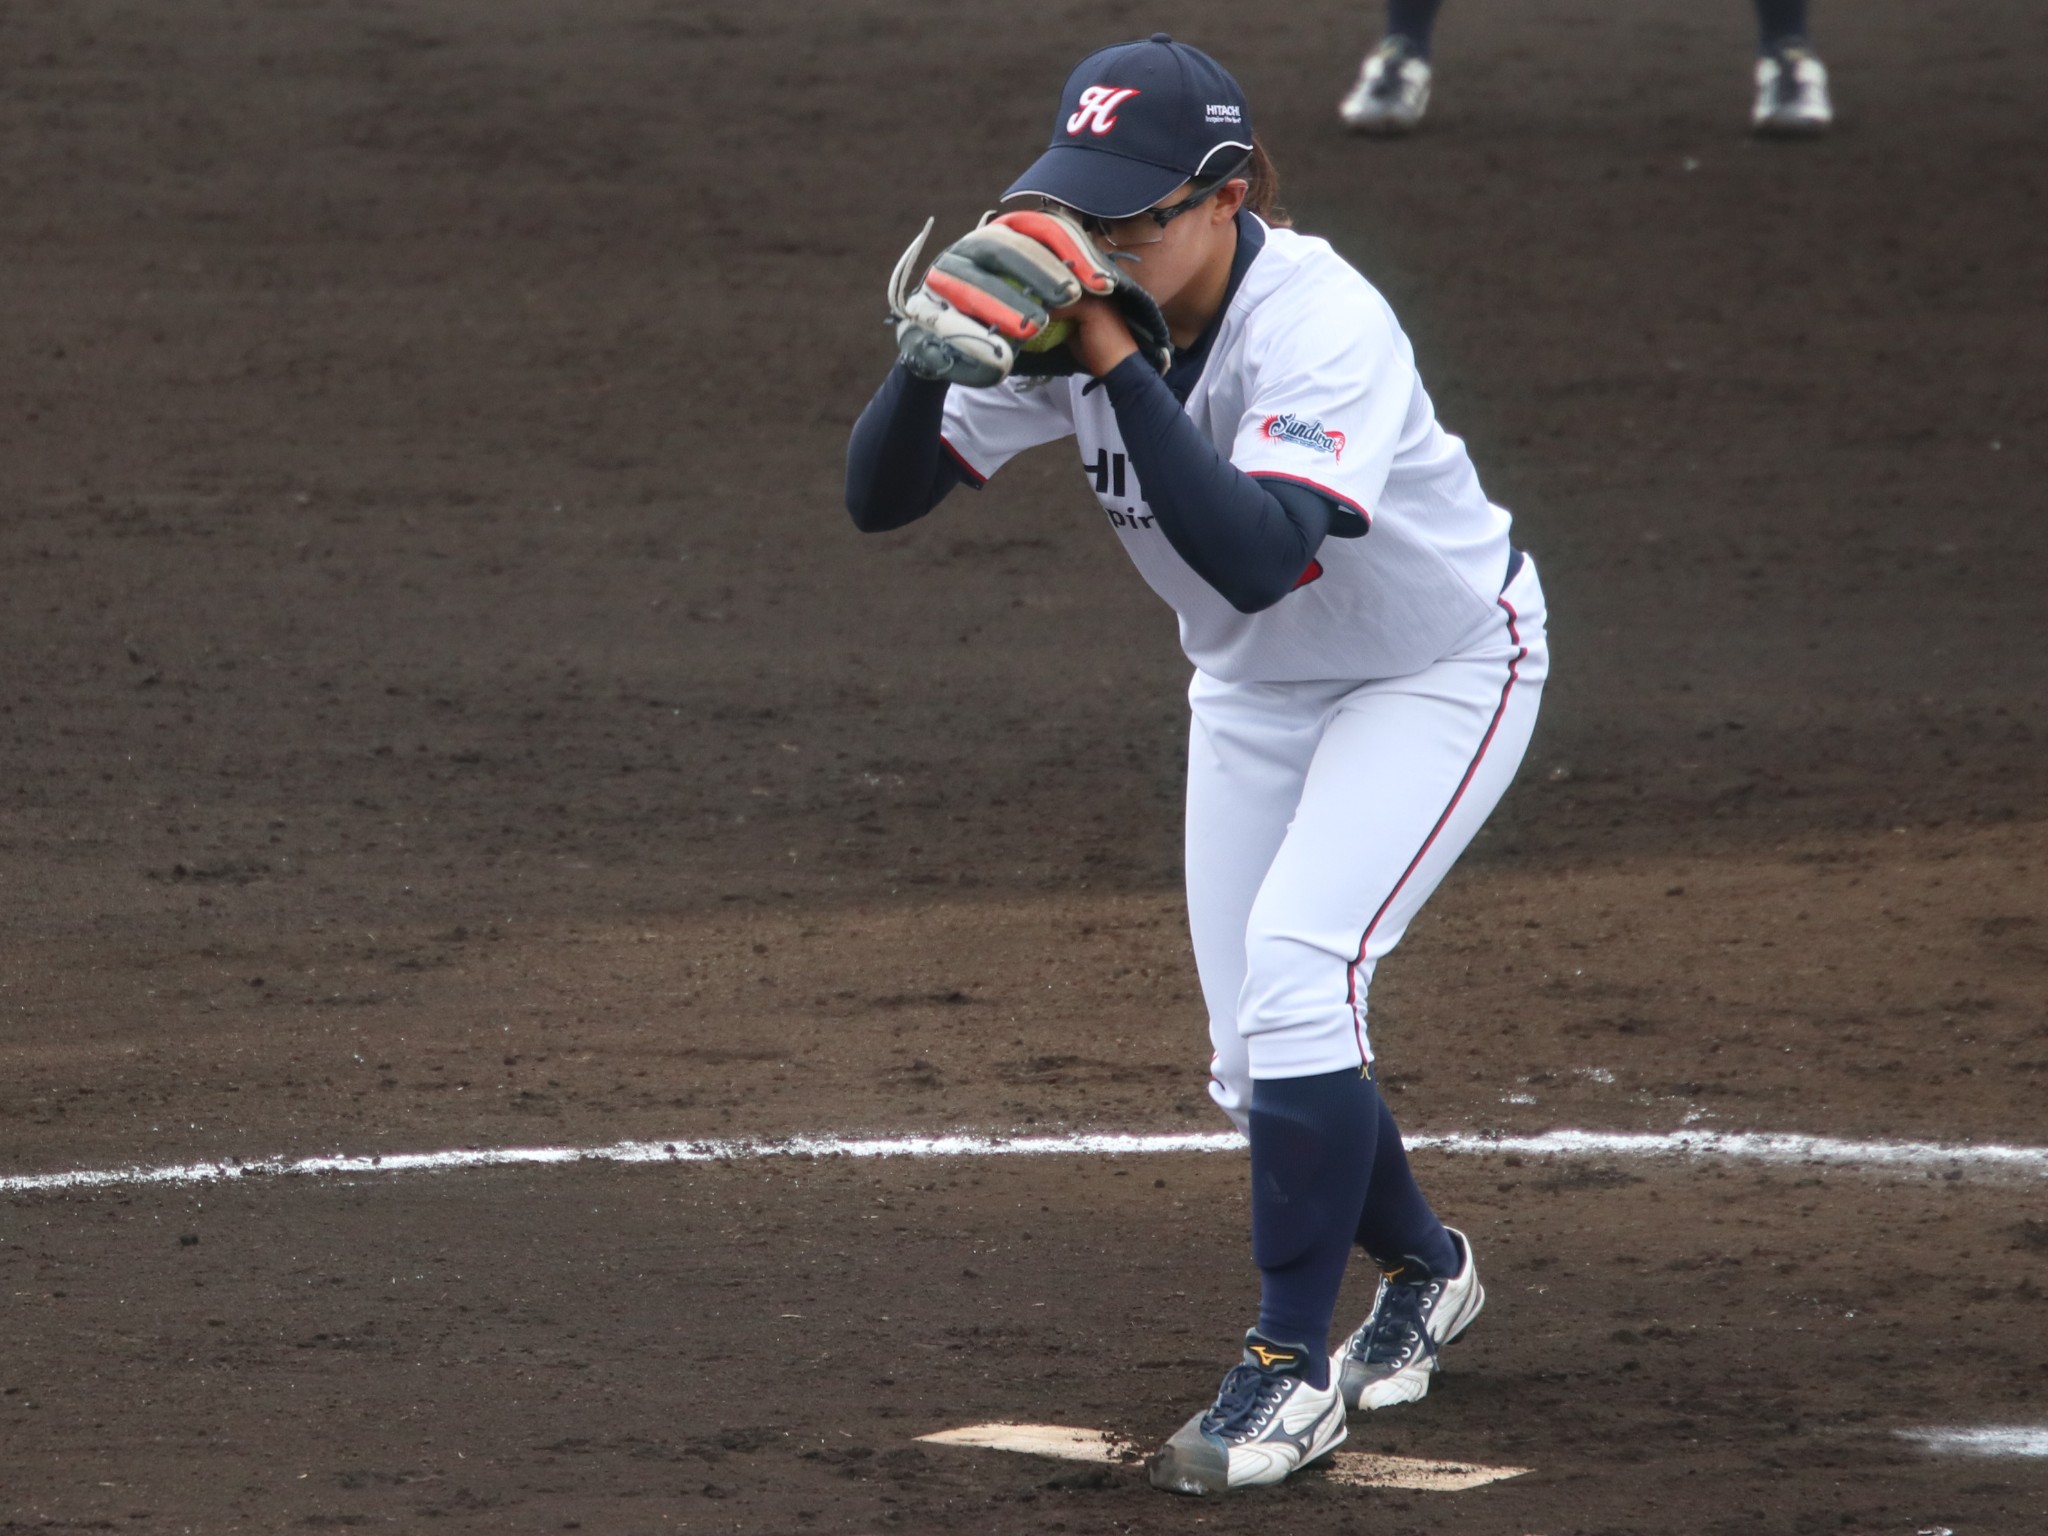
1188;555;1549;1129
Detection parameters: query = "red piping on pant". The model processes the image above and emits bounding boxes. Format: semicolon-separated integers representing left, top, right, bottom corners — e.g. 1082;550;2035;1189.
1343;595;1529;1067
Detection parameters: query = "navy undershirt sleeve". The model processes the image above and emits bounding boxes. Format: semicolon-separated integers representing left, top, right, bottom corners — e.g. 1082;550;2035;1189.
1102;353;1335;613
844;364;971;533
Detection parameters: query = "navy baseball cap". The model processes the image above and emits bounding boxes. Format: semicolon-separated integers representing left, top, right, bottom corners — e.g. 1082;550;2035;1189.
1003;34;1253;219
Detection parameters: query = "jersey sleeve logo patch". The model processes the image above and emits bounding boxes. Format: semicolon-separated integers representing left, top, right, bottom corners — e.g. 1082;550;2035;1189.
1068;85;1141;136
1260;413;1346;461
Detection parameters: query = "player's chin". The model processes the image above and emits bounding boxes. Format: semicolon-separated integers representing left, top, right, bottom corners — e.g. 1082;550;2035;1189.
1118;258;1167;297
1128;254;1187;299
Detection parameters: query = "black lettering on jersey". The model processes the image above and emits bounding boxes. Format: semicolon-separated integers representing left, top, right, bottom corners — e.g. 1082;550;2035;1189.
1086;448;1128;500
1105;506;1156;531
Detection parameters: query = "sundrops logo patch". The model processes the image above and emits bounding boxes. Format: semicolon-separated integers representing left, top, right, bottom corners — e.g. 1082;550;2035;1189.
1261;413;1346;461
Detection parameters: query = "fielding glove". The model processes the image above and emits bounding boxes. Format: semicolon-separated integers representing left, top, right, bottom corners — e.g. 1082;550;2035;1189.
886;209;1172;387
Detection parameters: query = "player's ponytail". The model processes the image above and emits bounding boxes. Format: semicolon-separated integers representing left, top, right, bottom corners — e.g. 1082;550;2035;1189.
1243;135;1291;228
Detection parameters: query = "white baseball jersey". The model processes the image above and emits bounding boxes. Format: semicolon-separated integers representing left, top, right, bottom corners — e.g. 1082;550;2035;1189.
938;217;1516;685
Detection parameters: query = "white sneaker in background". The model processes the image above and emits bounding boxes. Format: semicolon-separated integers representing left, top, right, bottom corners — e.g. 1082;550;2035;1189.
1340;37;1433;135
1753;45;1833;137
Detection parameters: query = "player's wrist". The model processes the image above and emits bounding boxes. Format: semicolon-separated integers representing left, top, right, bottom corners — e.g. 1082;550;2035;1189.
1067;300;1140;377
1092;331;1141;376
1098;349;1156;392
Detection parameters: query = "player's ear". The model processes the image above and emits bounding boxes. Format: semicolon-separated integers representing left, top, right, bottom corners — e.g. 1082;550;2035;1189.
1213;178;1250;222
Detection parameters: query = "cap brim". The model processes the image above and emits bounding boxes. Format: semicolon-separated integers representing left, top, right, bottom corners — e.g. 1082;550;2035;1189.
1001;144;1190;219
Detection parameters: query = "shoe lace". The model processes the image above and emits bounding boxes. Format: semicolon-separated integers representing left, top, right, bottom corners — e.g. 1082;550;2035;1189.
1360;1278;1432;1365
1769;51;1805;108
1370;44;1411;101
1200;1363;1288;1440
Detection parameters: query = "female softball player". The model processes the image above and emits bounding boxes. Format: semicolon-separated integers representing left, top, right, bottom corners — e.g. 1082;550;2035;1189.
845;34;1549;1495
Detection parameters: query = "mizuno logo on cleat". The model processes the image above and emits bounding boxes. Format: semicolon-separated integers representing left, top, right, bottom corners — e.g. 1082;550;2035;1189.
1247;1344;1298;1368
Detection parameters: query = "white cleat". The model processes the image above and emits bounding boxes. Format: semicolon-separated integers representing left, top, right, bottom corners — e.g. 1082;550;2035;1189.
1333;1226;1485;1412
1339;38;1432;135
1148;1331;1348;1495
1752;46;1833;137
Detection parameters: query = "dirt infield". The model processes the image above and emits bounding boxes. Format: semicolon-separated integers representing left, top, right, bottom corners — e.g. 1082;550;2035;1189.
4;1;2046;1531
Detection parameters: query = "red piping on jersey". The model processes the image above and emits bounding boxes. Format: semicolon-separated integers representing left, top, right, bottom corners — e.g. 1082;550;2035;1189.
1244;470;1372;530
938;435;987;487
1343;594;1528;1068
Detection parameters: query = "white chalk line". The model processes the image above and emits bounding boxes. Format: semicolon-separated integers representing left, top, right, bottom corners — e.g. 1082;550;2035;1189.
1900;1425;2048;1458
4;1125;2047;1197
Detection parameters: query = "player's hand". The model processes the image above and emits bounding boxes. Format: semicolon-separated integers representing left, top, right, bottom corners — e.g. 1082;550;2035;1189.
1000;210;1172;381
1054;295;1141;378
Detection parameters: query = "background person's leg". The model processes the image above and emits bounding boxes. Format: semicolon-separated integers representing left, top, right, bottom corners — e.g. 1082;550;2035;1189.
1386;0;1447;55
1755;0;1811;51
1752;0;1831;134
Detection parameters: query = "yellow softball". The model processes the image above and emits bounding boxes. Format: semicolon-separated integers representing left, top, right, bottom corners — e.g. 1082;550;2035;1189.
1020;316;1076;354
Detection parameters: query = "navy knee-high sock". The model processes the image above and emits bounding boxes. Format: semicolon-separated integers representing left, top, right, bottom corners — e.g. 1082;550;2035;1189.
1248;1069;1380;1387
1755;0;1810;51
1353;1088;1460;1279
1386;0;1445;56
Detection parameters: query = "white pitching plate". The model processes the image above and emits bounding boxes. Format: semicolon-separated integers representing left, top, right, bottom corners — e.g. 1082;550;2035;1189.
915;1423;1529;1491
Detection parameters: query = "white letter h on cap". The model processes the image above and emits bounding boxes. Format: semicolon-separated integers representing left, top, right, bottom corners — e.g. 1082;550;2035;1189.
1068;86;1140;136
